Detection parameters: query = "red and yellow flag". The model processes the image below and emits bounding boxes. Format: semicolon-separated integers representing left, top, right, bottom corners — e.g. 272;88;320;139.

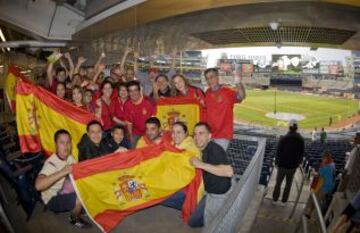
156;97;201;135
4;65;31;112
16;79;98;160
71;143;201;232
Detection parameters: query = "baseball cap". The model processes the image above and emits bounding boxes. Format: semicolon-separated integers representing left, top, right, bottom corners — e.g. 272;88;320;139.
289;119;298;127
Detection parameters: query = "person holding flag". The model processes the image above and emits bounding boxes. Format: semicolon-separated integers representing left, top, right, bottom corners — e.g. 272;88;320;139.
35;130;91;229
136;117;171;148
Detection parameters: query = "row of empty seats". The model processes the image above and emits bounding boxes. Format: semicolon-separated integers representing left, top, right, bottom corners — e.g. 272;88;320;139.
227;136;352;187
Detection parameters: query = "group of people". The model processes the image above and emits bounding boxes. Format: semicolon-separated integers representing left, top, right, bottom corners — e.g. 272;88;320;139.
311;127;327;143
43;49;246;150
35;119;233;229
34;50;246;229
31;49;360;232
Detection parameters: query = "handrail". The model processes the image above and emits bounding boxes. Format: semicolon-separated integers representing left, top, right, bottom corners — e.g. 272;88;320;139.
295;192;327;233
203;135;266;233
311;192;327;233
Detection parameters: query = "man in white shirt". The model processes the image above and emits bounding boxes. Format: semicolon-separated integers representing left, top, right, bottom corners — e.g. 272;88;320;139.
311;127;317;142
35;129;90;229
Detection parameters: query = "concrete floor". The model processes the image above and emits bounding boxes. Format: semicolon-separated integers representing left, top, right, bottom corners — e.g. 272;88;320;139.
250;167;321;233
1;167;316;233
1;178;201;233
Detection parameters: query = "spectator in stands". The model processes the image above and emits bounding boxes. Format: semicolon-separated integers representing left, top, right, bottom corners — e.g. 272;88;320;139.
307;152;336;215
331;190;360;233
204;68;246;151
171;74;207;121
104;125;131;153
56;82;67;100
339;133;360;192
69;73;83;88
124;81;156;145
161;122;202;212
72;85;86;110
136;117;171;148
83;89;95;112
47;52;74;93
35;129;91;229
151;74;172;99
272;119;304;206
320;128;327;143
111;83;129;127
311;127;318;142
188;122;234;227
171;121;200;156
95;81;115;132
77;120;109;162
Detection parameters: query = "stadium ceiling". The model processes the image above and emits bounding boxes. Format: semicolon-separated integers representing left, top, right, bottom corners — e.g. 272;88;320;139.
73;0;360;52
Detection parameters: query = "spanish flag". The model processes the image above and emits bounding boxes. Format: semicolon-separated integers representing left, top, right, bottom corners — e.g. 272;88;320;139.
71;143;201;232
16;79;98;160
156;97;201;135
4;65;30;112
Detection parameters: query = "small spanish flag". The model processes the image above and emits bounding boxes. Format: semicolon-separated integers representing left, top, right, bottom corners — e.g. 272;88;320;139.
16;79;98;160
156;97;201;135
71;143;202;232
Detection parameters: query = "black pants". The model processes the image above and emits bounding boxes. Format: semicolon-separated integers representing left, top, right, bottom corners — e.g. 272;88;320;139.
272;167;297;203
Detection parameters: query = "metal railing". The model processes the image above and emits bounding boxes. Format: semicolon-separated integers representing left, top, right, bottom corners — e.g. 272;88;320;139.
296;192;327;233
203;135;266;233
289;166;306;219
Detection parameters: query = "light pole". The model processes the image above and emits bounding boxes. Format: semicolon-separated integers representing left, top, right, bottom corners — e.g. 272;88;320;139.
274;88;277;114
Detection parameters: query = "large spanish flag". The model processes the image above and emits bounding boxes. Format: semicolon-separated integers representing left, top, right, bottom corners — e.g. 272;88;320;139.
16;79;98;160
71;143;201;232
156;97;200;135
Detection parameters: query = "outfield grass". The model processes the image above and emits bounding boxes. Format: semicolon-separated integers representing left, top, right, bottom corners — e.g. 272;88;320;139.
234;90;359;129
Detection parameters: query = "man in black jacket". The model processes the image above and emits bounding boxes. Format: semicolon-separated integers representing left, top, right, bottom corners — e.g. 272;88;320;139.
77;120;109;162
272;119;305;206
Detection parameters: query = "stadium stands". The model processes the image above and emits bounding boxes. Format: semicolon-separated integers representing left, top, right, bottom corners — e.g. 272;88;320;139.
0;123;45;220
227;135;351;187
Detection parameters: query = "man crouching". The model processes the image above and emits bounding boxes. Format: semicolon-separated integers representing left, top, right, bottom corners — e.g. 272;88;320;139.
35;129;91;229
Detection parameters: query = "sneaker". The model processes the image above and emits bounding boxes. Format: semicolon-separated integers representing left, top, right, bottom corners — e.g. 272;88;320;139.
69;215;92;229
272;200;278;205
279;202;287;207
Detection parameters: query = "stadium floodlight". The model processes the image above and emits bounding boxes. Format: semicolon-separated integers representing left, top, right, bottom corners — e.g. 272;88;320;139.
269;22;279;31
0;28;10;51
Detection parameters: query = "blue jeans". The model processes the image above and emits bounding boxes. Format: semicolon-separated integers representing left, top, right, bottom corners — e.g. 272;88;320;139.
162;191;185;210
188;196;206;227
162;191;206;227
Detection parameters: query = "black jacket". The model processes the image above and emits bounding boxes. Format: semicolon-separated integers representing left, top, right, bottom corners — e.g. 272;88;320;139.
104;137;132;153
77;134;110;162
276;131;305;169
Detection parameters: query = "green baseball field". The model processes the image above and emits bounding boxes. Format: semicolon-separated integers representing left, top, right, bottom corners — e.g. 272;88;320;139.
234;89;359;129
